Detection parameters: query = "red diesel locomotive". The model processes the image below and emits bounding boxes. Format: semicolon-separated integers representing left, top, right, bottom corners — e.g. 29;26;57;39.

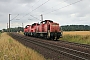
24;20;62;40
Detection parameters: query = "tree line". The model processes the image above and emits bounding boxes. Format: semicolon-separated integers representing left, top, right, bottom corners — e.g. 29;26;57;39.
61;25;90;31
2;27;24;32
0;25;90;32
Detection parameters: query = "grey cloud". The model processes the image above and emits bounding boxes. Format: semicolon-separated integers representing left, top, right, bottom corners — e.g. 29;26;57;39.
0;0;90;29
14;0;35;4
0;0;12;2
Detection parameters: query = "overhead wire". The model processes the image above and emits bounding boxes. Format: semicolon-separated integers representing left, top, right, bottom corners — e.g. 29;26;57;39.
43;0;83;15
31;0;41;8
41;0;69;14
30;0;50;12
10;14;19;21
29;15;40;20
13;0;41;21
10;0;51;28
11;0;83;21
19;0;50;20
52;0;69;8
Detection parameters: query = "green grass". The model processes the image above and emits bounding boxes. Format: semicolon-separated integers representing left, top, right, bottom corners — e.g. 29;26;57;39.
60;35;90;44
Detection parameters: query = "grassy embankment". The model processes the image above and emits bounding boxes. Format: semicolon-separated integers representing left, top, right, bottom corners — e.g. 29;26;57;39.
0;32;46;60
60;31;90;44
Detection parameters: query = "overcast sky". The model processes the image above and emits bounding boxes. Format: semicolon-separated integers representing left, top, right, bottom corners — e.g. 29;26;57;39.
0;0;90;29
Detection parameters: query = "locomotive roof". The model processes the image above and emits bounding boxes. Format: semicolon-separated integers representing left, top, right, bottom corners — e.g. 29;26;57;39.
27;25;31;26
41;20;53;23
32;23;40;26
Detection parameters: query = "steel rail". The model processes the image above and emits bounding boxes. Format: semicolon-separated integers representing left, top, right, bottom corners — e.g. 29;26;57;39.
9;33;90;60
58;40;90;48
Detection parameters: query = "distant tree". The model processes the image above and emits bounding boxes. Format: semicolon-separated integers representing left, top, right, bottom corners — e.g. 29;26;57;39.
61;25;90;31
2;27;24;32
0;30;2;32
2;29;7;32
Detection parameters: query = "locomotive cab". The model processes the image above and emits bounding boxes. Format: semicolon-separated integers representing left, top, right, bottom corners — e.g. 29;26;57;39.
24;25;31;36
50;23;62;40
31;23;39;37
40;20;62;40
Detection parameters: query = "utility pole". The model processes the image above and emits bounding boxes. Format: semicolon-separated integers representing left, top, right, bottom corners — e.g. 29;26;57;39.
9;14;11;32
41;14;43;21
7;23;8;32
22;23;24;32
22;23;23;28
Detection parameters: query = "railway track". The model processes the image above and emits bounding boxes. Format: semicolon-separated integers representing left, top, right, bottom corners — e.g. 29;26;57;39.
58;40;90;48
46;40;90;54
9;32;90;60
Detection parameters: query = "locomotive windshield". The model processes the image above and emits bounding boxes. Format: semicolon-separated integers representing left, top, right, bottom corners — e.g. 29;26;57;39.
25;25;30;28
52;23;59;26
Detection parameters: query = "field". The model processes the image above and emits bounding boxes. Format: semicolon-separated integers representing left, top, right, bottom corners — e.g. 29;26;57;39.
0;32;45;60
63;31;90;35
60;31;90;44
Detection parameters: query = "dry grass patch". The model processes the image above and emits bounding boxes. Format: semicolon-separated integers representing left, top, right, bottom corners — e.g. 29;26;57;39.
60;35;90;44
63;31;90;35
60;31;90;44
0;32;46;60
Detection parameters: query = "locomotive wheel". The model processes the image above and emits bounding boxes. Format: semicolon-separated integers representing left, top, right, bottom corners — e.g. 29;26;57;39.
52;37;55;40
55;38;58;41
46;36;50;40
54;37;58;41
